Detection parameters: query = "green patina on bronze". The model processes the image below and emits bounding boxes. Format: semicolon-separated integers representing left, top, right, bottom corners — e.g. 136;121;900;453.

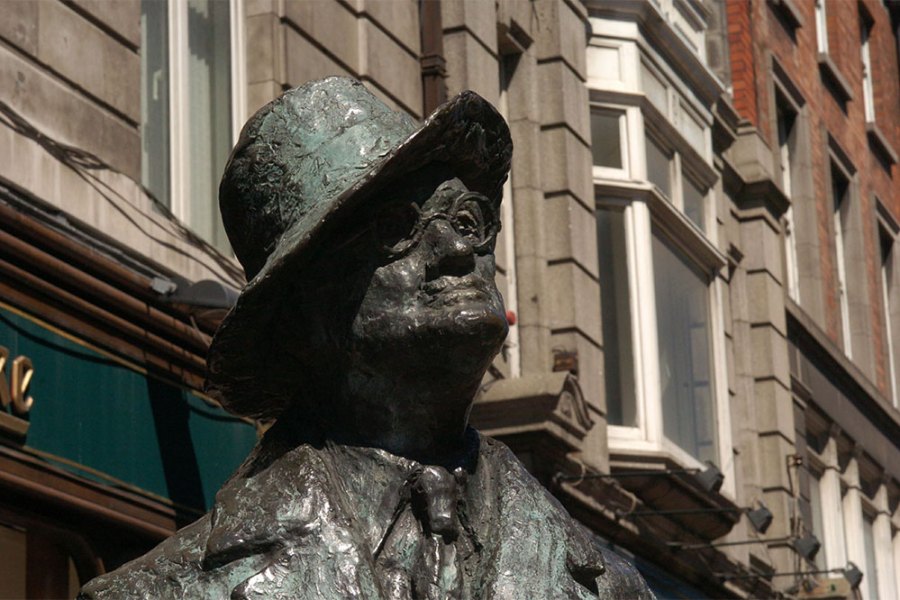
80;77;654;599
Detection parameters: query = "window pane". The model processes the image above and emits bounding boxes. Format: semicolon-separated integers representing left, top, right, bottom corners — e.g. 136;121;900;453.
653;233;717;463
187;0;233;252
808;474;827;569
597;208;636;426
682;175;705;230
645;136;671;199
591;110;623;169
140;0;170;206
881;225;898;406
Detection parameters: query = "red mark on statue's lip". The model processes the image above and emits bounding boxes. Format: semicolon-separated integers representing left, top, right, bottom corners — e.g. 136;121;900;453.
506;310;517;325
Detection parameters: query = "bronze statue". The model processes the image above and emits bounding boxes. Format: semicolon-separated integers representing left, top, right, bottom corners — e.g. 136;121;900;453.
80;77;654;599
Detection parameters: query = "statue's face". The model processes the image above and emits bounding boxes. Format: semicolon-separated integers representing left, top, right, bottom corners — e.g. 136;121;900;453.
347;177;508;375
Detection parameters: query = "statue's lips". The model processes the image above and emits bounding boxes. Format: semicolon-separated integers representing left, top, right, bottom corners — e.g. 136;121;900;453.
421;275;492;301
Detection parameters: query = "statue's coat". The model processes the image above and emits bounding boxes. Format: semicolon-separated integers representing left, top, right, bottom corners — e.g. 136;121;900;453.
80;432;653;599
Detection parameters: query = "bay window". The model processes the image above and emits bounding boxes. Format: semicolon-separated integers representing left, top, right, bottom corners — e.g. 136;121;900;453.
588;15;730;491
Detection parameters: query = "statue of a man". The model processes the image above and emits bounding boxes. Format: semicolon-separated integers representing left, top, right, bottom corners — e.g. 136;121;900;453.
80;77;654;599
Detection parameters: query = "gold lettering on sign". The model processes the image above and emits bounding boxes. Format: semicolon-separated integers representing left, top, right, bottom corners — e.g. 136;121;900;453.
0;346;35;415
0;346;10;410
11;356;34;414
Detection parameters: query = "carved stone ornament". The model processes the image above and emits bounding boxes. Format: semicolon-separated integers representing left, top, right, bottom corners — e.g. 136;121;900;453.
79;77;655;599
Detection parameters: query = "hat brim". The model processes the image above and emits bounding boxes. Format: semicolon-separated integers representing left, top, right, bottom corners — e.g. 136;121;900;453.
206;91;512;419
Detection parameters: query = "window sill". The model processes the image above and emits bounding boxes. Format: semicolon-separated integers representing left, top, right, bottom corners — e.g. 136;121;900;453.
817;53;854;106
606;445;741;540
866;121;899;168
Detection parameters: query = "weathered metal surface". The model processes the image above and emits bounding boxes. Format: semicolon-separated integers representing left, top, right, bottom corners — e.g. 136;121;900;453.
80;77;654;599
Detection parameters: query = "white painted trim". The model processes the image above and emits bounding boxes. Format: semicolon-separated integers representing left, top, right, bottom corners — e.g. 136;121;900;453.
711;276;735;497
815;0;829;55
860;22;875;123
590;103;634;181
833;179;853;359
230;0;248;141
163;0;245;243
168;0;190;223
631;199;663;446
498;72;520;379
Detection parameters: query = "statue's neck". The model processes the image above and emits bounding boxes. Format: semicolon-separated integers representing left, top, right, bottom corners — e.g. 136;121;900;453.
323;368;481;466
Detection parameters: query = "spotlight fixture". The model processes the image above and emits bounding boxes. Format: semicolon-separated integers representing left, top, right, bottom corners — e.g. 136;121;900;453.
842;562;863;590
791;533;821;562
554;460;725;493
747;505;773;534
695;461;725;493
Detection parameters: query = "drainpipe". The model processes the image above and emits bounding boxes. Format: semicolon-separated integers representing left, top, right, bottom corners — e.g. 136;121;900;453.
419;0;447;115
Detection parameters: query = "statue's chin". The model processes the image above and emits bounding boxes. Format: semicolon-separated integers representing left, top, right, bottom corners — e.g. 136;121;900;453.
351;306;507;378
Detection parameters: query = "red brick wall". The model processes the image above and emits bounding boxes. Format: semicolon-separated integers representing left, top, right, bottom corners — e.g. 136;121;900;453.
727;0;757;127
727;0;900;396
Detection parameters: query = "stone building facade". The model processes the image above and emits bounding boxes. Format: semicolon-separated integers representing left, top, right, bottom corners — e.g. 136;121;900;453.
0;0;899;598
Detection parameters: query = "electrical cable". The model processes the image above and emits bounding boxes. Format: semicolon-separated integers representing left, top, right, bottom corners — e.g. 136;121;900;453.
0;100;245;287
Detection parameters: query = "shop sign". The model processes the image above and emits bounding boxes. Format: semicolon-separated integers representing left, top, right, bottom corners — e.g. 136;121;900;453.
0;346;34;438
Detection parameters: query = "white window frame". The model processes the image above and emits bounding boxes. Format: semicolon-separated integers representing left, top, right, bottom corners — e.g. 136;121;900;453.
644;115;715;238
168;0;247;242
588;15;730;495
828;151;855;359
590;105;637;181
815;0;829;55
775;87;800;302
860;17;875;123
877;210;899;408
595;103;730;493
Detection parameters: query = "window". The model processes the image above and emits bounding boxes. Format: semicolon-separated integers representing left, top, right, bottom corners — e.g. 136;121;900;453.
654;231;716;463
646;134;672;198
140;0;245;252
815;0;829;54
830;161;852;357
879;222;898;406
588;29;728;487
776;93;800;301
597;208;637;427
860;16;875;123
644;132;709;232
591;109;628;177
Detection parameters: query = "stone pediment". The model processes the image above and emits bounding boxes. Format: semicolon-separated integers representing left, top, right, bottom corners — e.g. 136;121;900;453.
471;372;593;453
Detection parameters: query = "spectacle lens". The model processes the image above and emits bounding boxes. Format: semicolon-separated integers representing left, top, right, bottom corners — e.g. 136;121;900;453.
373;192;498;258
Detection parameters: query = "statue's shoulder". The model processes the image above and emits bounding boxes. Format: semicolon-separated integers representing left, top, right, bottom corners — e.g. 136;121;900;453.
78;514;215;599
79;442;331;599
476;434;656;599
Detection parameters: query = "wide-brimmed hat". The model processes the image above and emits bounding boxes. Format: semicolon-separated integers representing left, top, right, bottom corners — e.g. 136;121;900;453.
205;77;512;419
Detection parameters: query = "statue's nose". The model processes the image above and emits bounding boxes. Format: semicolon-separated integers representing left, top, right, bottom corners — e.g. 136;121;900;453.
425;219;475;276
